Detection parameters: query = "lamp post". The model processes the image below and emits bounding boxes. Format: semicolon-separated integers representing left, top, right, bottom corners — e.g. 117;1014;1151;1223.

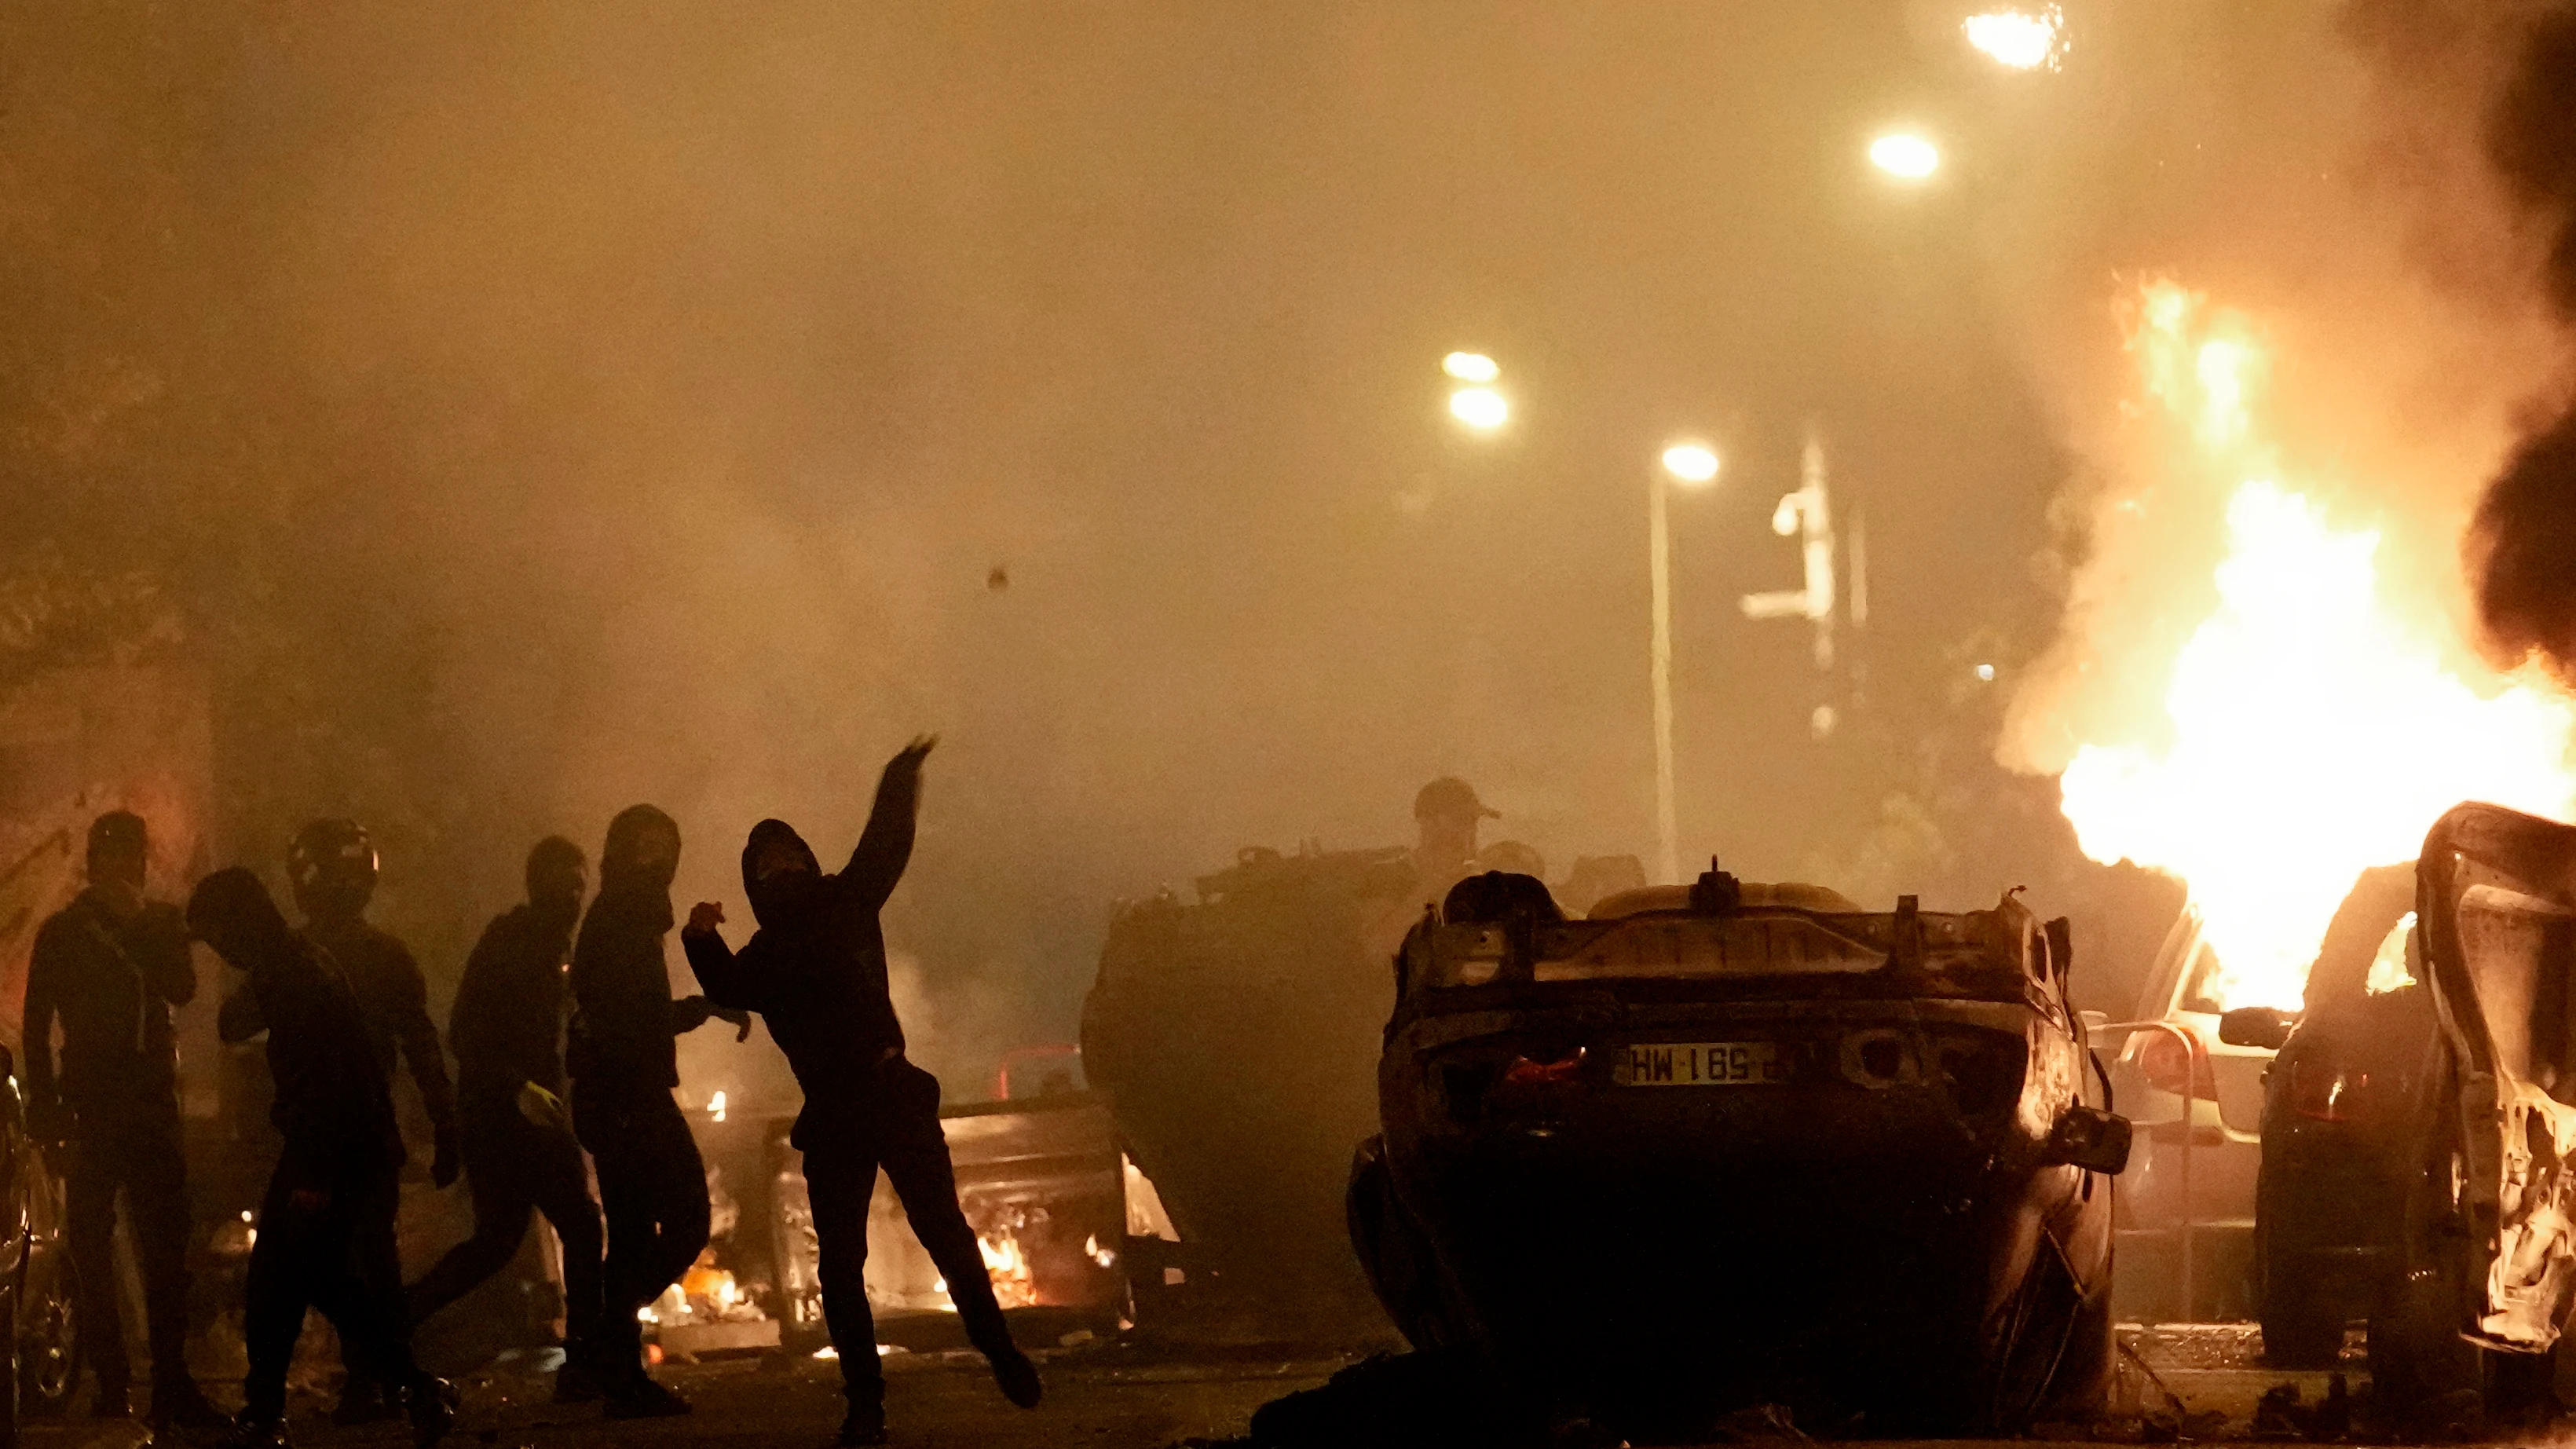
1653;443;1720;884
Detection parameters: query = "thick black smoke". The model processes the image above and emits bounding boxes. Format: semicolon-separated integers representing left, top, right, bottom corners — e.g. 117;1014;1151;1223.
2472;5;2576;675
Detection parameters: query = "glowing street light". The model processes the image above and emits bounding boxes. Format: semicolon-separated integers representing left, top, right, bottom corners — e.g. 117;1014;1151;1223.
1442;351;1500;383
1963;6;2065;71
1660;442;1721;485
1648;440;1722;884
1868;131;1941;181
1449;385;1509;430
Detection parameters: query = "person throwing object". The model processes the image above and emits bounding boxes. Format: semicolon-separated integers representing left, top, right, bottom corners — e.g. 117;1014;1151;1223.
682;736;1041;1447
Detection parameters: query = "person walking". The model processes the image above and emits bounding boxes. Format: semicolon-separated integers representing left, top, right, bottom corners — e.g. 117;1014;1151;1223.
405;836;609;1400
187;868;454;1449
568;805;736;1417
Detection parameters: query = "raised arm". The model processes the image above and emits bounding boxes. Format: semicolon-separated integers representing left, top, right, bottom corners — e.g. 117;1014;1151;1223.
843;736;934;911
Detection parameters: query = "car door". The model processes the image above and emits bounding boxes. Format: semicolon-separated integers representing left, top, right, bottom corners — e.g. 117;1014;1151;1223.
2418;803;2576;1350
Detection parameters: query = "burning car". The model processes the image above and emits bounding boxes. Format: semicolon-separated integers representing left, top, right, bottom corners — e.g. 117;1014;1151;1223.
2280;804;2576;1427
1348;868;2128;1438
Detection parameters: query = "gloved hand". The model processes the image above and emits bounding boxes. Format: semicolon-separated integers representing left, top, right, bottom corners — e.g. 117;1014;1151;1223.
516;1081;573;1136
711;1004;753;1042
685;901;726;936
430;1122;462;1189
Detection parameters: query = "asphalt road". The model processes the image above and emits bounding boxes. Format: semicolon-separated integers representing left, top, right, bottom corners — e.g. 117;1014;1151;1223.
7;1321;2351;1449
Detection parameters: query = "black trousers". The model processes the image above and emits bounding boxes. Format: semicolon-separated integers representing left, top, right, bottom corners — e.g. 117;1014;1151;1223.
573;1080;707;1357
64;1099;194;1397
406;1089;606;1349
242;1153;418;1424
801;1063;1010;1404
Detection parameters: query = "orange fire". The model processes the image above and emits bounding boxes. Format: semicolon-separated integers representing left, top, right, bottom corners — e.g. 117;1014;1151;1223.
2055;278;2576;1011
977;1230;1037;1310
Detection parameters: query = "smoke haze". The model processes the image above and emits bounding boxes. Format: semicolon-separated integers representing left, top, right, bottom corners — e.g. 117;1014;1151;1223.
1989;0;2574;781
8;2;2088;1093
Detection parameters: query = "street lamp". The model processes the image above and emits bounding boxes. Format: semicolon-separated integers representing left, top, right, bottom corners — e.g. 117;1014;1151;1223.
1651;441;1720;884
1963;6;2065;71
1868;130;1941;181
1449;386;1509;430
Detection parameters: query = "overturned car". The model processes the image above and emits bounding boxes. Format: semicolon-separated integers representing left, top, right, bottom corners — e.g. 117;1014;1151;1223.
1347;869;2128;1439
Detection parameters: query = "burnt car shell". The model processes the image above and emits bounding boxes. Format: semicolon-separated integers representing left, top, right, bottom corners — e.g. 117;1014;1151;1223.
2363;803;2576;1424
1364;873;2122;1437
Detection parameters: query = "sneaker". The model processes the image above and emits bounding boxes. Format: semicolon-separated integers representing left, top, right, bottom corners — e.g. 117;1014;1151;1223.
332;1377;396;1425
151;1380;234;1432
404;1374;459;1448
603;1375;692;1419
987;1347;1043;1410
838;1399;888;1446
224;1413;292;1449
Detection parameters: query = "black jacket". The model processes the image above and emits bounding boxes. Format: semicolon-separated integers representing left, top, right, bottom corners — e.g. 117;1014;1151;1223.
220;917;456;1138
449;904;576;1103
23;889;195;1115
248;936;404;1182
569;886;689;1092
682;754;918;1147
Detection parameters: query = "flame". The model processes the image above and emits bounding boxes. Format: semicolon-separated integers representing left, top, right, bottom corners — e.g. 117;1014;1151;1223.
979;1230;1037;1310
2055;279;2576;1011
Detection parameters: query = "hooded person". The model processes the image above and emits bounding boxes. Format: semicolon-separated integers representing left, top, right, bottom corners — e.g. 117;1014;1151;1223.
566;804;739;1417
405;837;608;1399
682;737;1041;1447
21;812;227;1430
186;868;454;1449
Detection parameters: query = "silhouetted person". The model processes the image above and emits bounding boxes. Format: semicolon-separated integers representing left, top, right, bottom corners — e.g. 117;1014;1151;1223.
1411;776;1498;905
21;811;226;1431
405;836;608;1400
569;804;731;1417
224;819;461;1425
188;868;453;1449
683;737;1041;1447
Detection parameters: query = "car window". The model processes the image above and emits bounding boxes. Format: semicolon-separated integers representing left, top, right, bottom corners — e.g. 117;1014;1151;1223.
2179;939;2227;1015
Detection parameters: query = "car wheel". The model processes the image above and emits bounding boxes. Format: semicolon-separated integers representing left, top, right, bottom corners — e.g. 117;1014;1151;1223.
16;1251;72;1422
2259;1283;2345;1369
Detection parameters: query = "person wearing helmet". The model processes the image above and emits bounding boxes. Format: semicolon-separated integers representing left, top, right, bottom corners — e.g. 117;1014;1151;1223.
682;737;1041;1447
221;820;461;1425
187;868;455;1449
567;805;738;1418
404;836;607;1401
20;812;228;1431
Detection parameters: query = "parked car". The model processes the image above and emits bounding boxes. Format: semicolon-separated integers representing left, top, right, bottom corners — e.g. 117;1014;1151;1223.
2220;864;2424;1367
0;1045;79;1447
2105;900;2275;1320
1348;869;2128;1439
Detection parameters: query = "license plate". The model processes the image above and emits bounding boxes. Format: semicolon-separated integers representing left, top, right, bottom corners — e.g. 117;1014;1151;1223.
1617;1041;1786;1087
